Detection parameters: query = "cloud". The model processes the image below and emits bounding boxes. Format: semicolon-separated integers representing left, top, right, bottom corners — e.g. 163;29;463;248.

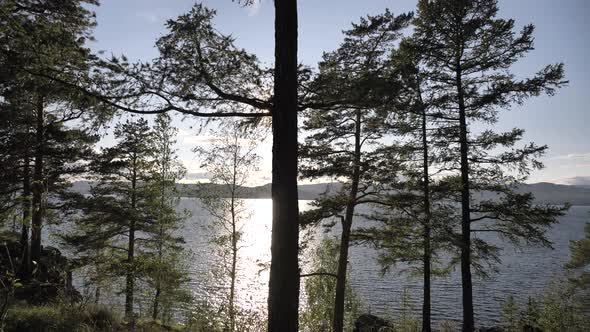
559;176;590;186
246;0;264;17
136;11;160;24
179;133;271;148
185;172;211;180
550;152;590;161
180;134;221;146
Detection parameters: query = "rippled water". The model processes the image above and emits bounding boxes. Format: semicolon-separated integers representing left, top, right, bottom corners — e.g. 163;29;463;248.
178;199;588;326
52;199;588;326
346;205;589;325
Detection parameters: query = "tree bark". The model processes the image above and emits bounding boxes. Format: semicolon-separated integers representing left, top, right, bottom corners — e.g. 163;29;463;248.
19;152;31;279
152;285;160;320
421;104;432;332
332;109;362;332
268;0;300;331
229;143;238;332
30;94;44;266
456;64;474;332
125;155;137;326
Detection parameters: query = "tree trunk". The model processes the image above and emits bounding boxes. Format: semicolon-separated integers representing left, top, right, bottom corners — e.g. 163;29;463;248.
125;217;136;325
332;109;362;332
230;233;237;332
152;285;160;320
456;66;474;332
152;222;163;321
421;104;432;332
125;157;137;326
268;0;300;331
230;146;238;332
30;95;44;267
95;285;101;305
19;152;31;279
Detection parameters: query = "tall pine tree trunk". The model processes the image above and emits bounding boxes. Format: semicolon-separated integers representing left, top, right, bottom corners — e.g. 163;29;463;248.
230;223;237;332
152;283;161;320
333;109;362;332
268;0;300;331
152;234;162;321
153;167;169;321
125;159;137;325
126;218;136;325
19;152;31;279
456;65;474;332
421;105;432;332
30;94;44;266
229;154;238;332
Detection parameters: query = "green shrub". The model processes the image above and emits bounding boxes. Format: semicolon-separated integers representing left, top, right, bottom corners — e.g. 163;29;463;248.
4;303;121;332
391;290;419;332
501;295;520;332
500;281;590;332
537;282;589;332
299;237;362;332
438;320;459;332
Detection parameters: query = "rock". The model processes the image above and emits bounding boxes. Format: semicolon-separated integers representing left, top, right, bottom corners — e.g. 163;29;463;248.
478;327;502;332
0;231;80;304
354;314;392;332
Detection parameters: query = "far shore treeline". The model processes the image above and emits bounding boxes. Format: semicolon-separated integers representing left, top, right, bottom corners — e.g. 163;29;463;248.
70;181;590;204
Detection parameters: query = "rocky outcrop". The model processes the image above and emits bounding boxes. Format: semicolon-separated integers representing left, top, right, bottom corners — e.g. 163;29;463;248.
0;231;79;304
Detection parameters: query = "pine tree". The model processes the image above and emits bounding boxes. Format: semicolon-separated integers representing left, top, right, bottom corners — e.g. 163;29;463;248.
63;118;156;325
0;0;102;274
353;38;462;332
0;91;98;280
301;11;411;332
413;1;568;330
142;113;189;322
85;4;302;328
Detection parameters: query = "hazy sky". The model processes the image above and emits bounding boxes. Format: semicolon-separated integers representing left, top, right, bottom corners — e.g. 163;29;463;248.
89;0;590;185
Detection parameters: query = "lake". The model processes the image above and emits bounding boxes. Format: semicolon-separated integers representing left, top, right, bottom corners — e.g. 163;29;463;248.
52;199;588;326
175;199;588;326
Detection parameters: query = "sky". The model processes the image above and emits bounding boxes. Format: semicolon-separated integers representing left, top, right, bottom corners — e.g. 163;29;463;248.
88;0;590;185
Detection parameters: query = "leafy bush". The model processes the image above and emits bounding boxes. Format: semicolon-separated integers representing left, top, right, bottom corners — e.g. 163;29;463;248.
438;320;459;332
500;280;590;332
4;303;121;332
299;237;362;332
183;301;264;332
390;290;420;332
501;295;520;332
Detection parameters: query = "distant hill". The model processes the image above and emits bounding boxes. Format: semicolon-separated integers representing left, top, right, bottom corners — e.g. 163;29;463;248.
69;181;590;205
178;182;342;200
515;182;590;206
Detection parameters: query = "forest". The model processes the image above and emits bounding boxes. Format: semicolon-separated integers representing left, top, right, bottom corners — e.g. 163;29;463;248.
0;0;588;331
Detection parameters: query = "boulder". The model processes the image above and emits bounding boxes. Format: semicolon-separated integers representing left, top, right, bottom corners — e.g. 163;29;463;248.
354;314;392;332
0;231;80;304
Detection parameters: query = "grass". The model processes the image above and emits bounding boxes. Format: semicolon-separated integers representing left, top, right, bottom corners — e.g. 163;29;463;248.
2;303;193;332
3;303;121;331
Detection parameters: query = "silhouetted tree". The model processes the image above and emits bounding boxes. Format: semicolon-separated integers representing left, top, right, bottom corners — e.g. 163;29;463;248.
301;10;411;332
144;113;189;322
63;118;156;325
413;1;568;329
82;3;305;329
0;0;102;273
